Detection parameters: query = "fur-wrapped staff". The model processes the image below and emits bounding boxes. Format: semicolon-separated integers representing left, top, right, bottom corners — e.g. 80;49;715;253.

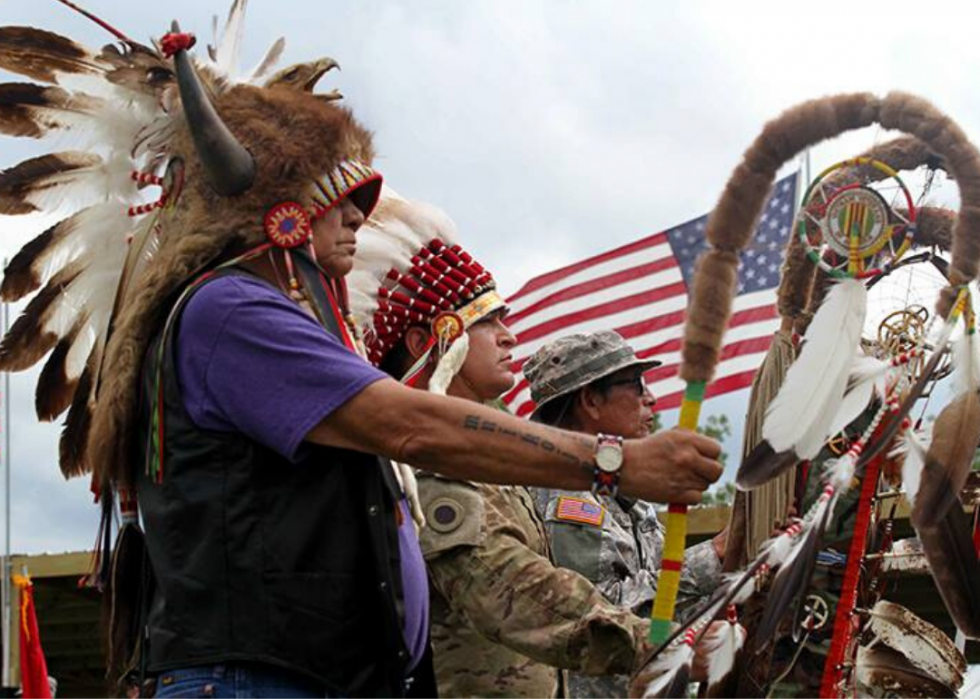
641;91;980;696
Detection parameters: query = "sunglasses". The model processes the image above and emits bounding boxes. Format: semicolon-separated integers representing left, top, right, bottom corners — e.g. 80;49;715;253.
602;375;654;400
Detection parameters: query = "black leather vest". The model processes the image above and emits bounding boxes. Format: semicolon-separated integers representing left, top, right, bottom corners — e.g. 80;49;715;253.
136;265;411;696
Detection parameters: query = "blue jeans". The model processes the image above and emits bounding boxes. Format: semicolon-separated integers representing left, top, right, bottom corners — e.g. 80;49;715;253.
154;663;332;698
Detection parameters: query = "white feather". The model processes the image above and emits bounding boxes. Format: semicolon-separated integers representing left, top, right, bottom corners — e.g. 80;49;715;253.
639;640;694;698
429;334;470;396
951;329;980;396
826;354;890;438
761;526;798;567
889;426;931;504
764;278;867;458
42;242;127;341
30;202;135;293
248;37;286;82
721;570;760;606
702;620;747;686
213;0;249;77
23;152;137;217
825;452;858;493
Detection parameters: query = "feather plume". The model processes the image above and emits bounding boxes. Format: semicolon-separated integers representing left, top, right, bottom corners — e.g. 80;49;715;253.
213;0;248;77
0;242;123;377
912;392;980;529
429;333;470;396
913;505;980;639
735;441;799;491
951;328;980;396
35;315;87;421
702;617;746;688
0;151;134;216
2;201;134;301
764;278;867;458
825;453;858;494
889;425;931;504
59;361;94;478
826;354;890;439
754;490;836;649
635;633;695;699
0;82;105;139
0;27;106;84
0;265;79;371
248;37;285;83
854;347;948;471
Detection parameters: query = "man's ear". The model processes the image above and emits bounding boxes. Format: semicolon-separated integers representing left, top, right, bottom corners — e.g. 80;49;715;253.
577;385;604;423
404;326;433;360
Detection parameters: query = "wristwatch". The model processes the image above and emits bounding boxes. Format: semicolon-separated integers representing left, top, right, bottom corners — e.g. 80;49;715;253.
592;433;624;497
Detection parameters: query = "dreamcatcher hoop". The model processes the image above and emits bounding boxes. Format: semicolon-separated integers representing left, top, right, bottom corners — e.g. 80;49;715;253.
798;157;917;280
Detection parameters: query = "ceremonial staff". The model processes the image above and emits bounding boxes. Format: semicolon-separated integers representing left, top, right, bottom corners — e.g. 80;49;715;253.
648;91;980;649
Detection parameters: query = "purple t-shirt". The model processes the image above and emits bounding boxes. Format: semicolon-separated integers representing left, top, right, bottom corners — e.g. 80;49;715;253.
174;274;429;670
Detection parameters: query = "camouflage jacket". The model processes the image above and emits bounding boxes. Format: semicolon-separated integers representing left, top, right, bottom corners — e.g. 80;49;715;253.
532;488;723;698
417;473;650;699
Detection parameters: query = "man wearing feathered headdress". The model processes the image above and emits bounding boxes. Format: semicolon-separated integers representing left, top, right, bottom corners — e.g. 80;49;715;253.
347;192;727;697
0;5;723;697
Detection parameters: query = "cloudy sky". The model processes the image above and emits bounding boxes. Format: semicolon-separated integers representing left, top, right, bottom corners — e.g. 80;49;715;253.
0;0;977;553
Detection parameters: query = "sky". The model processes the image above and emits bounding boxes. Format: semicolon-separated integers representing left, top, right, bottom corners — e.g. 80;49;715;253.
0;0;978;553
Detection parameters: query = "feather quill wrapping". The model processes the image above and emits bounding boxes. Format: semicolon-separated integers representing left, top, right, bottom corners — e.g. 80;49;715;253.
764;278;867;458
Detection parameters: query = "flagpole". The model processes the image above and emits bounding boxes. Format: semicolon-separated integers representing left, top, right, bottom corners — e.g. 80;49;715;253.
1;273;10;689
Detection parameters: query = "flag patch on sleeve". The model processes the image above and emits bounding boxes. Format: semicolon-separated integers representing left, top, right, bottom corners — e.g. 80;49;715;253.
555;496;605;526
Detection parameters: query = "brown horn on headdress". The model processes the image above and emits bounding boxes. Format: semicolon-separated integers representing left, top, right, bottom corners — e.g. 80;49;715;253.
169;21;255;196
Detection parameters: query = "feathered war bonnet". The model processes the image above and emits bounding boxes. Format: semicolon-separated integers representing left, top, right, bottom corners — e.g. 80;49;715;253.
348;187;506;394
0;6;382;486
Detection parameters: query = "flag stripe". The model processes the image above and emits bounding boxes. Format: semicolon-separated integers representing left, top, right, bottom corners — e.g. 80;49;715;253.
508;232;669;303
507;254;679;325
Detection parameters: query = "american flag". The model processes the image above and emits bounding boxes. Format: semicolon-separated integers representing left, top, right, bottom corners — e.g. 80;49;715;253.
555;496;605;526
503;172;799;415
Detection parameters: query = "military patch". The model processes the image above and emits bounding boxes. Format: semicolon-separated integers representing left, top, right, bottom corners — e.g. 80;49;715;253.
427;497;464;533
554;496;604;526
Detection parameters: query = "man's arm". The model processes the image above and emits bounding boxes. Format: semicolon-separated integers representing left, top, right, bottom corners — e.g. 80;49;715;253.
306;377;723;504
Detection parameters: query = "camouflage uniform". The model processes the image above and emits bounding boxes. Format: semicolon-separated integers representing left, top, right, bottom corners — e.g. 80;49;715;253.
533;488;722;698
417;473;650;698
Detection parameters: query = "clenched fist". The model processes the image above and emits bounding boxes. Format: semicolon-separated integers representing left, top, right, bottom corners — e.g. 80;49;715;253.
618;428;723;503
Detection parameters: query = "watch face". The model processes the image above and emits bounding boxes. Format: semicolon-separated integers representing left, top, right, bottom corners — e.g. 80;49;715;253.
596;444;623;473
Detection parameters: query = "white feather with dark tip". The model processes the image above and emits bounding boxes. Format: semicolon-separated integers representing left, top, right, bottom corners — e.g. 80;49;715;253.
764;278;867;458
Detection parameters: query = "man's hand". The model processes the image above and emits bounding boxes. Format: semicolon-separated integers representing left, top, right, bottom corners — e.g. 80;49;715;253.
620;428;723;504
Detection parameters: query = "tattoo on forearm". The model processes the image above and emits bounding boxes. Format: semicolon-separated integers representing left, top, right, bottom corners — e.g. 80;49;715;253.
463;414;592;468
